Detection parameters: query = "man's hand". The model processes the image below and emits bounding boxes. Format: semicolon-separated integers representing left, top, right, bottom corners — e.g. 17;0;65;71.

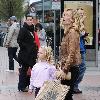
4;44;9;48
3;43;9;48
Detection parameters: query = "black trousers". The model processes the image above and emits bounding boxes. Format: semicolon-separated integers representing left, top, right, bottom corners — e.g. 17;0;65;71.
8;47;18;70
61;66;79;100
18;64;30;91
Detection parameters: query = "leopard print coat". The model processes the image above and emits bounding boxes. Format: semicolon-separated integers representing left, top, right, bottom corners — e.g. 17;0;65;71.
59;27;81;72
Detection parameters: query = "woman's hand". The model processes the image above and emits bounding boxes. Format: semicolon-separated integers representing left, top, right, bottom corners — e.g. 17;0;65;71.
56;69;66;80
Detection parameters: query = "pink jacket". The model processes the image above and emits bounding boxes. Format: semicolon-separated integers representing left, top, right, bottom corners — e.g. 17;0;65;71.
29;61;56;89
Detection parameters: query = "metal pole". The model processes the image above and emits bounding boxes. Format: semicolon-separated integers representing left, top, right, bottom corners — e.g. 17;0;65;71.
99;1;100;29
42;0;44;23
60;1;62;44
96;0;98;68
20;18;21;29
54;10;56;63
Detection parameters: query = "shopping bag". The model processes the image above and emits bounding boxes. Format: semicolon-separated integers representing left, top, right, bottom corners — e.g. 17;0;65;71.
55;63;71;80
35;81;70;100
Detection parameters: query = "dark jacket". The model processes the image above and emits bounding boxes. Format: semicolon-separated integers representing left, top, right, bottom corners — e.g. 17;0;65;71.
17;23;38;67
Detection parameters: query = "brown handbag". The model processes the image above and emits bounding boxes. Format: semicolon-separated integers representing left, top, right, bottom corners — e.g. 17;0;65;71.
55;70;71;80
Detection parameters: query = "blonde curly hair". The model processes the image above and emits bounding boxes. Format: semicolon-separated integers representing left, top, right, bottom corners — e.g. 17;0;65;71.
61;8;80;32
74;8;86;33
38;46;54;64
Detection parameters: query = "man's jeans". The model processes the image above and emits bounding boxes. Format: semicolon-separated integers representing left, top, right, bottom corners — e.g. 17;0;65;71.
8;47;18;70
74;52;86;89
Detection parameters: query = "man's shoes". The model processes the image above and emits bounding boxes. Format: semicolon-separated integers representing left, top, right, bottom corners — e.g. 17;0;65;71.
5;69;14;72
21;89;28;92
18;88;28;92
73;89;82;94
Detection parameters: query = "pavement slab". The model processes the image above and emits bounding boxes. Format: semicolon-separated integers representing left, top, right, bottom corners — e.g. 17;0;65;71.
0;47;100;100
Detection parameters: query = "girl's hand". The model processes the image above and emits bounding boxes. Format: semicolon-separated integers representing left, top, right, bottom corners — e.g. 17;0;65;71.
28;89;33;94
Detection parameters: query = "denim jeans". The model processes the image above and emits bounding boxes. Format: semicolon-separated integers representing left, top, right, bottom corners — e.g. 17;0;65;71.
74;52;86;89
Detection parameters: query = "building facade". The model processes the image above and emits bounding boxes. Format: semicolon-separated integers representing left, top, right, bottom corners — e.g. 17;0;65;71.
29;0;99;68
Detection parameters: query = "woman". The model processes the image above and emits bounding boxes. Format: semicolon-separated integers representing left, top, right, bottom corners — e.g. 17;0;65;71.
35;23;47;47
57;9;81;100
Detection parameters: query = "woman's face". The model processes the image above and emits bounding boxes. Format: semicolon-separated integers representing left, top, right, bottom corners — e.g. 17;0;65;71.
26;17;33;26
62;10;73;25
38;48;46;60
33;18;37;25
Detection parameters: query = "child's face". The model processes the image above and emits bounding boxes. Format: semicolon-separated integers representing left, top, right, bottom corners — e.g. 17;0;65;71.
38;48;46;60
77;9;84;17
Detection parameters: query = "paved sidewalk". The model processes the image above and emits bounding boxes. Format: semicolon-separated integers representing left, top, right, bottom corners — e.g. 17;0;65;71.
0;47;100;100
0;47;35;100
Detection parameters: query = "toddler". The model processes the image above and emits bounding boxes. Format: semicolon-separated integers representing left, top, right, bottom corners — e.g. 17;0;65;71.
28;46;56;97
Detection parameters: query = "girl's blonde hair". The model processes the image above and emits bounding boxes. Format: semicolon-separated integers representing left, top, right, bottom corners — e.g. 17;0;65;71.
40;46;54;64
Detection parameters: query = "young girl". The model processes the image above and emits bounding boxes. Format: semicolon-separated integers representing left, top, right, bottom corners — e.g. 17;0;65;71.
28;46;56;97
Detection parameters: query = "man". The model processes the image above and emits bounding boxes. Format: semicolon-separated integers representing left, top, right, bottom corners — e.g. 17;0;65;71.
17;15;38;92
4;16;19;72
